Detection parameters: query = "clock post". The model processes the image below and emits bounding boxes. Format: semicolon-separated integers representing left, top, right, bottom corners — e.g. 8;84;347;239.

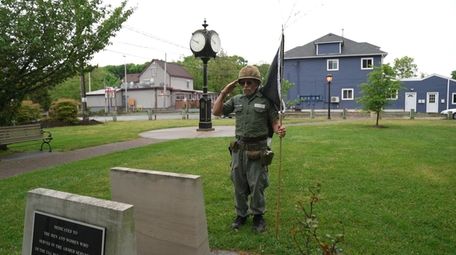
190;19;221;131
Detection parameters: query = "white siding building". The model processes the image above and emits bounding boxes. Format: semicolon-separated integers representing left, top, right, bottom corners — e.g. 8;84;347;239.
87;59;216;112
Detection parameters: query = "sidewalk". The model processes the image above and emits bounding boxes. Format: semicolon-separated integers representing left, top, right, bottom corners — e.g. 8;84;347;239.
0;125;246;255
0;126;235;180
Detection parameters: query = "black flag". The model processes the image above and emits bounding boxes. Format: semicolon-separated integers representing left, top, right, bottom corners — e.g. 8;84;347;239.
260;33;285;111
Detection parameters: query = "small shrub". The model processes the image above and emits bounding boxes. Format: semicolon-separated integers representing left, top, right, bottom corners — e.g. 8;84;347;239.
291;183;345;255
49;98;79;124
15;100;42;124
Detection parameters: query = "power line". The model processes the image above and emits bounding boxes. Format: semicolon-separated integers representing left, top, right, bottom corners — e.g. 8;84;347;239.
117;41;160;50
124;25;188;50
280;0;326;30
115;41;186;56
103;49;151;60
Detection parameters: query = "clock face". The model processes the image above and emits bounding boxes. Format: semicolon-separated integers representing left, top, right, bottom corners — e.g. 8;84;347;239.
210;32;221;53
190;32;206;53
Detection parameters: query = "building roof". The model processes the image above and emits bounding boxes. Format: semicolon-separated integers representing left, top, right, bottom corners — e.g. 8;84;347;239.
400;74;456;82
150;59;193;79
86;88;121;96
285;33;387;59
122;73;141;84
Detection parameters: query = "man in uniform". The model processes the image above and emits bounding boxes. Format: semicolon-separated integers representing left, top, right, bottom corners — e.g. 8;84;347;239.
213;65;286;233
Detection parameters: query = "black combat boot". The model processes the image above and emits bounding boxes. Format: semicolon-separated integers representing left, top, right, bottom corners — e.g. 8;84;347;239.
252;214;266;233
231;215;248;230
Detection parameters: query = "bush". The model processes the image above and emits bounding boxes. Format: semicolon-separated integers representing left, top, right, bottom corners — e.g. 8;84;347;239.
15;100;42;124
49;98;79;124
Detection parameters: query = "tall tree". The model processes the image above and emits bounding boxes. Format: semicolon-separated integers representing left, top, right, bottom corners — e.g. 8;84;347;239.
451;70;456;80
0;0;133;125
105;62;150;80
393;56;418;79
49;67;120;101
179;52;247;93
208;53;247;93
358;64;402;127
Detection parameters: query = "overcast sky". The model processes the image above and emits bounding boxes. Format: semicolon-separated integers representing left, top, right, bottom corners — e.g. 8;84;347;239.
91;0;456;77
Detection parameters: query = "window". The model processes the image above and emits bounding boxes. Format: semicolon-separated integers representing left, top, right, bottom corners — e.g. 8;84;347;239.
150;67;157;77
452;93;456;104
341;88;354;100
361;58;373;70
387;89;399;100
327;59;339;71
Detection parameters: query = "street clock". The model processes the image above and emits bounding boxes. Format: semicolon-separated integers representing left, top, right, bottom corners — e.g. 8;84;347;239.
190;20;221;59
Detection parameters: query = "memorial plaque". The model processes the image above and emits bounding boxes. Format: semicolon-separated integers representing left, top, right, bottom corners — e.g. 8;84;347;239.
31;211;105;255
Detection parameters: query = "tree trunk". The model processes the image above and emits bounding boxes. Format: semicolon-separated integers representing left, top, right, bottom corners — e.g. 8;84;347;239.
376;111;380;126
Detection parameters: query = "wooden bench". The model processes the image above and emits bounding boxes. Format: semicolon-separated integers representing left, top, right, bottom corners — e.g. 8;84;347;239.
0;124;53;152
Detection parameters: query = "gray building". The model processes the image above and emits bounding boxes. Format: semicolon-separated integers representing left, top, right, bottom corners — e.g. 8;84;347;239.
87;59;215;112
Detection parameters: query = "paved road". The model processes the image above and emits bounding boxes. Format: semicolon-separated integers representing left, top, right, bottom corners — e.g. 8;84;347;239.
89;112;200;122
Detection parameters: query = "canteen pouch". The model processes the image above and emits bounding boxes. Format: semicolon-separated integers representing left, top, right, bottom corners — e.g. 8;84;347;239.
229;141;239;154
261;150;274;166
246;150;262;160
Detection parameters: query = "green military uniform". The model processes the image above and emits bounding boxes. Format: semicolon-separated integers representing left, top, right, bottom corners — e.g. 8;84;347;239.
222;90;279;217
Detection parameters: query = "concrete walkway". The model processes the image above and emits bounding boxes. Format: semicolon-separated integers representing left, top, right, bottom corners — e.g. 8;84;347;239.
0;126;235;180
0;125;245;254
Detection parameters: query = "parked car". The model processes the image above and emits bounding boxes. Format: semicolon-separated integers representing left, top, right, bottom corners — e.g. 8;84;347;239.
440;108;456;119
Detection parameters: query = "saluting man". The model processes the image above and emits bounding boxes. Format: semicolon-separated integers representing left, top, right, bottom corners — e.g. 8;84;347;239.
213;65;286;233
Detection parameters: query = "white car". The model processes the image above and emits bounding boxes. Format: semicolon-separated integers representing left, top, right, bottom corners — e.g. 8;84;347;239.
440;108;456;119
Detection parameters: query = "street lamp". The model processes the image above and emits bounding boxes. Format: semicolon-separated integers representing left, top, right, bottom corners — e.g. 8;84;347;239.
326;74;333;120
190;19;221;131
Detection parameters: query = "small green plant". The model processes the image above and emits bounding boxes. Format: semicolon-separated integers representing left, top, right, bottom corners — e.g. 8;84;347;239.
15;100;42;124
49;98;79;124
291;183;344;255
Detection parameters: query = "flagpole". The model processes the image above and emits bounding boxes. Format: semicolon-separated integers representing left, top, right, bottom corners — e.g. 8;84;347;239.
275;113;283;239
275;30;285;239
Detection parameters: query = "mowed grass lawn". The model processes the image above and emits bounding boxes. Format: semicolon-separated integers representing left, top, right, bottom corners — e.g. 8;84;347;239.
0;119;455;254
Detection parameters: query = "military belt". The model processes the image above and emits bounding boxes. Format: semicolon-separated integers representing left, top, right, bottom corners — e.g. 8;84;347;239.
236;139;268;151
237;135;268;143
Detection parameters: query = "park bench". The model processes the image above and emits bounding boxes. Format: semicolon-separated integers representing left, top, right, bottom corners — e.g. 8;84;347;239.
0;123;53;152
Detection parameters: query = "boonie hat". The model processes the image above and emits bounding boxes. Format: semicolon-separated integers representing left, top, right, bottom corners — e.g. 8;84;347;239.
238;65;261;83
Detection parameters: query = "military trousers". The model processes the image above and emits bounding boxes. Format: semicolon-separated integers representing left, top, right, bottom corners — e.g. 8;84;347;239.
231;147;269;217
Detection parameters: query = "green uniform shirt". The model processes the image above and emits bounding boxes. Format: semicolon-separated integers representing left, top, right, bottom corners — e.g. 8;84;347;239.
222;90;278;138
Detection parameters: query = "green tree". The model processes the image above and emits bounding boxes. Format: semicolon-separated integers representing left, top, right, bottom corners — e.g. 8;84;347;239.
451;70;456;80
15;100;42;124
393;56;418;79
257;63;271;79
0;0;133;125
358;64;402;127
179;52;247;93
49;67;120;101
208;53;247;93
105;62;150;80
27;88;52;111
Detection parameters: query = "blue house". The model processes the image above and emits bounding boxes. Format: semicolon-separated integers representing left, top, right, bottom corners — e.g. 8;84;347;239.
284;33;456;113
399;75;456;113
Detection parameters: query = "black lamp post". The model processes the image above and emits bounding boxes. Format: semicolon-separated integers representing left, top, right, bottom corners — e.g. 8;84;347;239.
326;74;333;120
190;19;221;131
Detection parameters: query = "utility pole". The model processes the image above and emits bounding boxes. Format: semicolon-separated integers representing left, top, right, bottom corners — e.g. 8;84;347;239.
163;54;167;109
124;55;128;112
80;72;88;122
88;72;92;92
